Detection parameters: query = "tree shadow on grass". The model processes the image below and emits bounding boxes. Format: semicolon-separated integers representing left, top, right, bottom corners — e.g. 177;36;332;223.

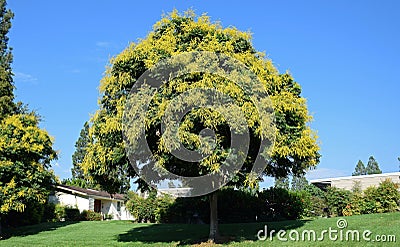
117;219;308;245
2;221;79;239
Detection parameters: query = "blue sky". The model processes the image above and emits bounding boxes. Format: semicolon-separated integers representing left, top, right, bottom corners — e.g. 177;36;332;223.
8;0;400;185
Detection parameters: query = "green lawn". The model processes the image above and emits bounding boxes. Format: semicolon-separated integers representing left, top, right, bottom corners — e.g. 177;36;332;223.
1;212;399;246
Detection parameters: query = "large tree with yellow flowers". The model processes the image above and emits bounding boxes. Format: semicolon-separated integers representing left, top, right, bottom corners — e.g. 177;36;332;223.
82;10;320;241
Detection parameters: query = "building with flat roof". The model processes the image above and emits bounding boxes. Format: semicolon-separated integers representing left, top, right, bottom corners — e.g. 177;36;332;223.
310;172;400;191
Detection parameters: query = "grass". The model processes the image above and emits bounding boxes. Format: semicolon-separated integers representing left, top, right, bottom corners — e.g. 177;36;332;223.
1;212;399;246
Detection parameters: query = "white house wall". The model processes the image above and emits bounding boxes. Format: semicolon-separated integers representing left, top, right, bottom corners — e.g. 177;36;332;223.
120;205;133;220
99;199;134;220
49;187;135;221
53;191;89;212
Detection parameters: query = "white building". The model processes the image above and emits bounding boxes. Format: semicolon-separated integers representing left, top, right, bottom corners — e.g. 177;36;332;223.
49;184;134;220
310;172;400;191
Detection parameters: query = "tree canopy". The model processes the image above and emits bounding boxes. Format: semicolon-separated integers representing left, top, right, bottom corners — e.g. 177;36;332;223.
82;10;320;192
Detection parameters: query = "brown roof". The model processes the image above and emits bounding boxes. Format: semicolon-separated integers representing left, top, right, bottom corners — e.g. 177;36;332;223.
56;184;125;200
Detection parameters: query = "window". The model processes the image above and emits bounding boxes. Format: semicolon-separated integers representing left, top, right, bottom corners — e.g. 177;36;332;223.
117;201;121;212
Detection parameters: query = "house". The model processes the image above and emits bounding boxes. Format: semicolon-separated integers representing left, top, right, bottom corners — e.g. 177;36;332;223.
310;172;400;191
49;184;134;220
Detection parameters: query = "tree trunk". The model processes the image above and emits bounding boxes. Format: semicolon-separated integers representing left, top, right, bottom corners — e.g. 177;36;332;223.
208;192;219;242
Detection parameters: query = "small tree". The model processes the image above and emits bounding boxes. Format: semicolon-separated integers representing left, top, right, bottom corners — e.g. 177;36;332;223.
291;174;308;191
365;156;382;175
352;160;366;176
274;177;289;190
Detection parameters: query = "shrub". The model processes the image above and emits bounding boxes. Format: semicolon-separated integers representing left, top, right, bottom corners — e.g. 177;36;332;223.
42;203;56;222
126;190;175;223
258;187;305;220
158;196;208;224
81;210;102;221
218;187;261;223
2;200;45;227
64;207;81;221
361;179;400;214
54;204;66;221
325;187;351;216
375;179;400;213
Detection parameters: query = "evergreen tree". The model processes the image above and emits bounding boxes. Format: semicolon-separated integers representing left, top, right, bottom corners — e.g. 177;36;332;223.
71;122;89;180
66;121;100;189
352;160;366;176
291;174;308;191
0;0;15;119
275;177;290;190
365;156;382;175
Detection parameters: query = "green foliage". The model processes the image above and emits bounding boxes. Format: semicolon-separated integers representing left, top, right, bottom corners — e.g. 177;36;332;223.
365;156;382;175
0;0;15;120
217;187;260;223
363;179;400;213
291;174;308;191
128;187;308;224
126;190;175;223
54;204;66;222
64;207;81;221
158;196;208;224
71;122;89;180
42;203;56;222
61;177;100;191
274;177;289;189
80;210;102;221
330;179;400;216
0;201;58;227
352;160;366;176
325;187;352;216
258;187;305;220
65;122;101;190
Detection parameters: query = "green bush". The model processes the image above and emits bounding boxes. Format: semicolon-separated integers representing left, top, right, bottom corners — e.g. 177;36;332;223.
2;200;45;227
218;187;261;223
81;210;102;221
54;204;66;221
258;187;305;220
126;190;175;223
42;203;56;222
361;179;400;214
64;207;81;221
325;187;351;216
158;196;208;224
375;179;400;212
